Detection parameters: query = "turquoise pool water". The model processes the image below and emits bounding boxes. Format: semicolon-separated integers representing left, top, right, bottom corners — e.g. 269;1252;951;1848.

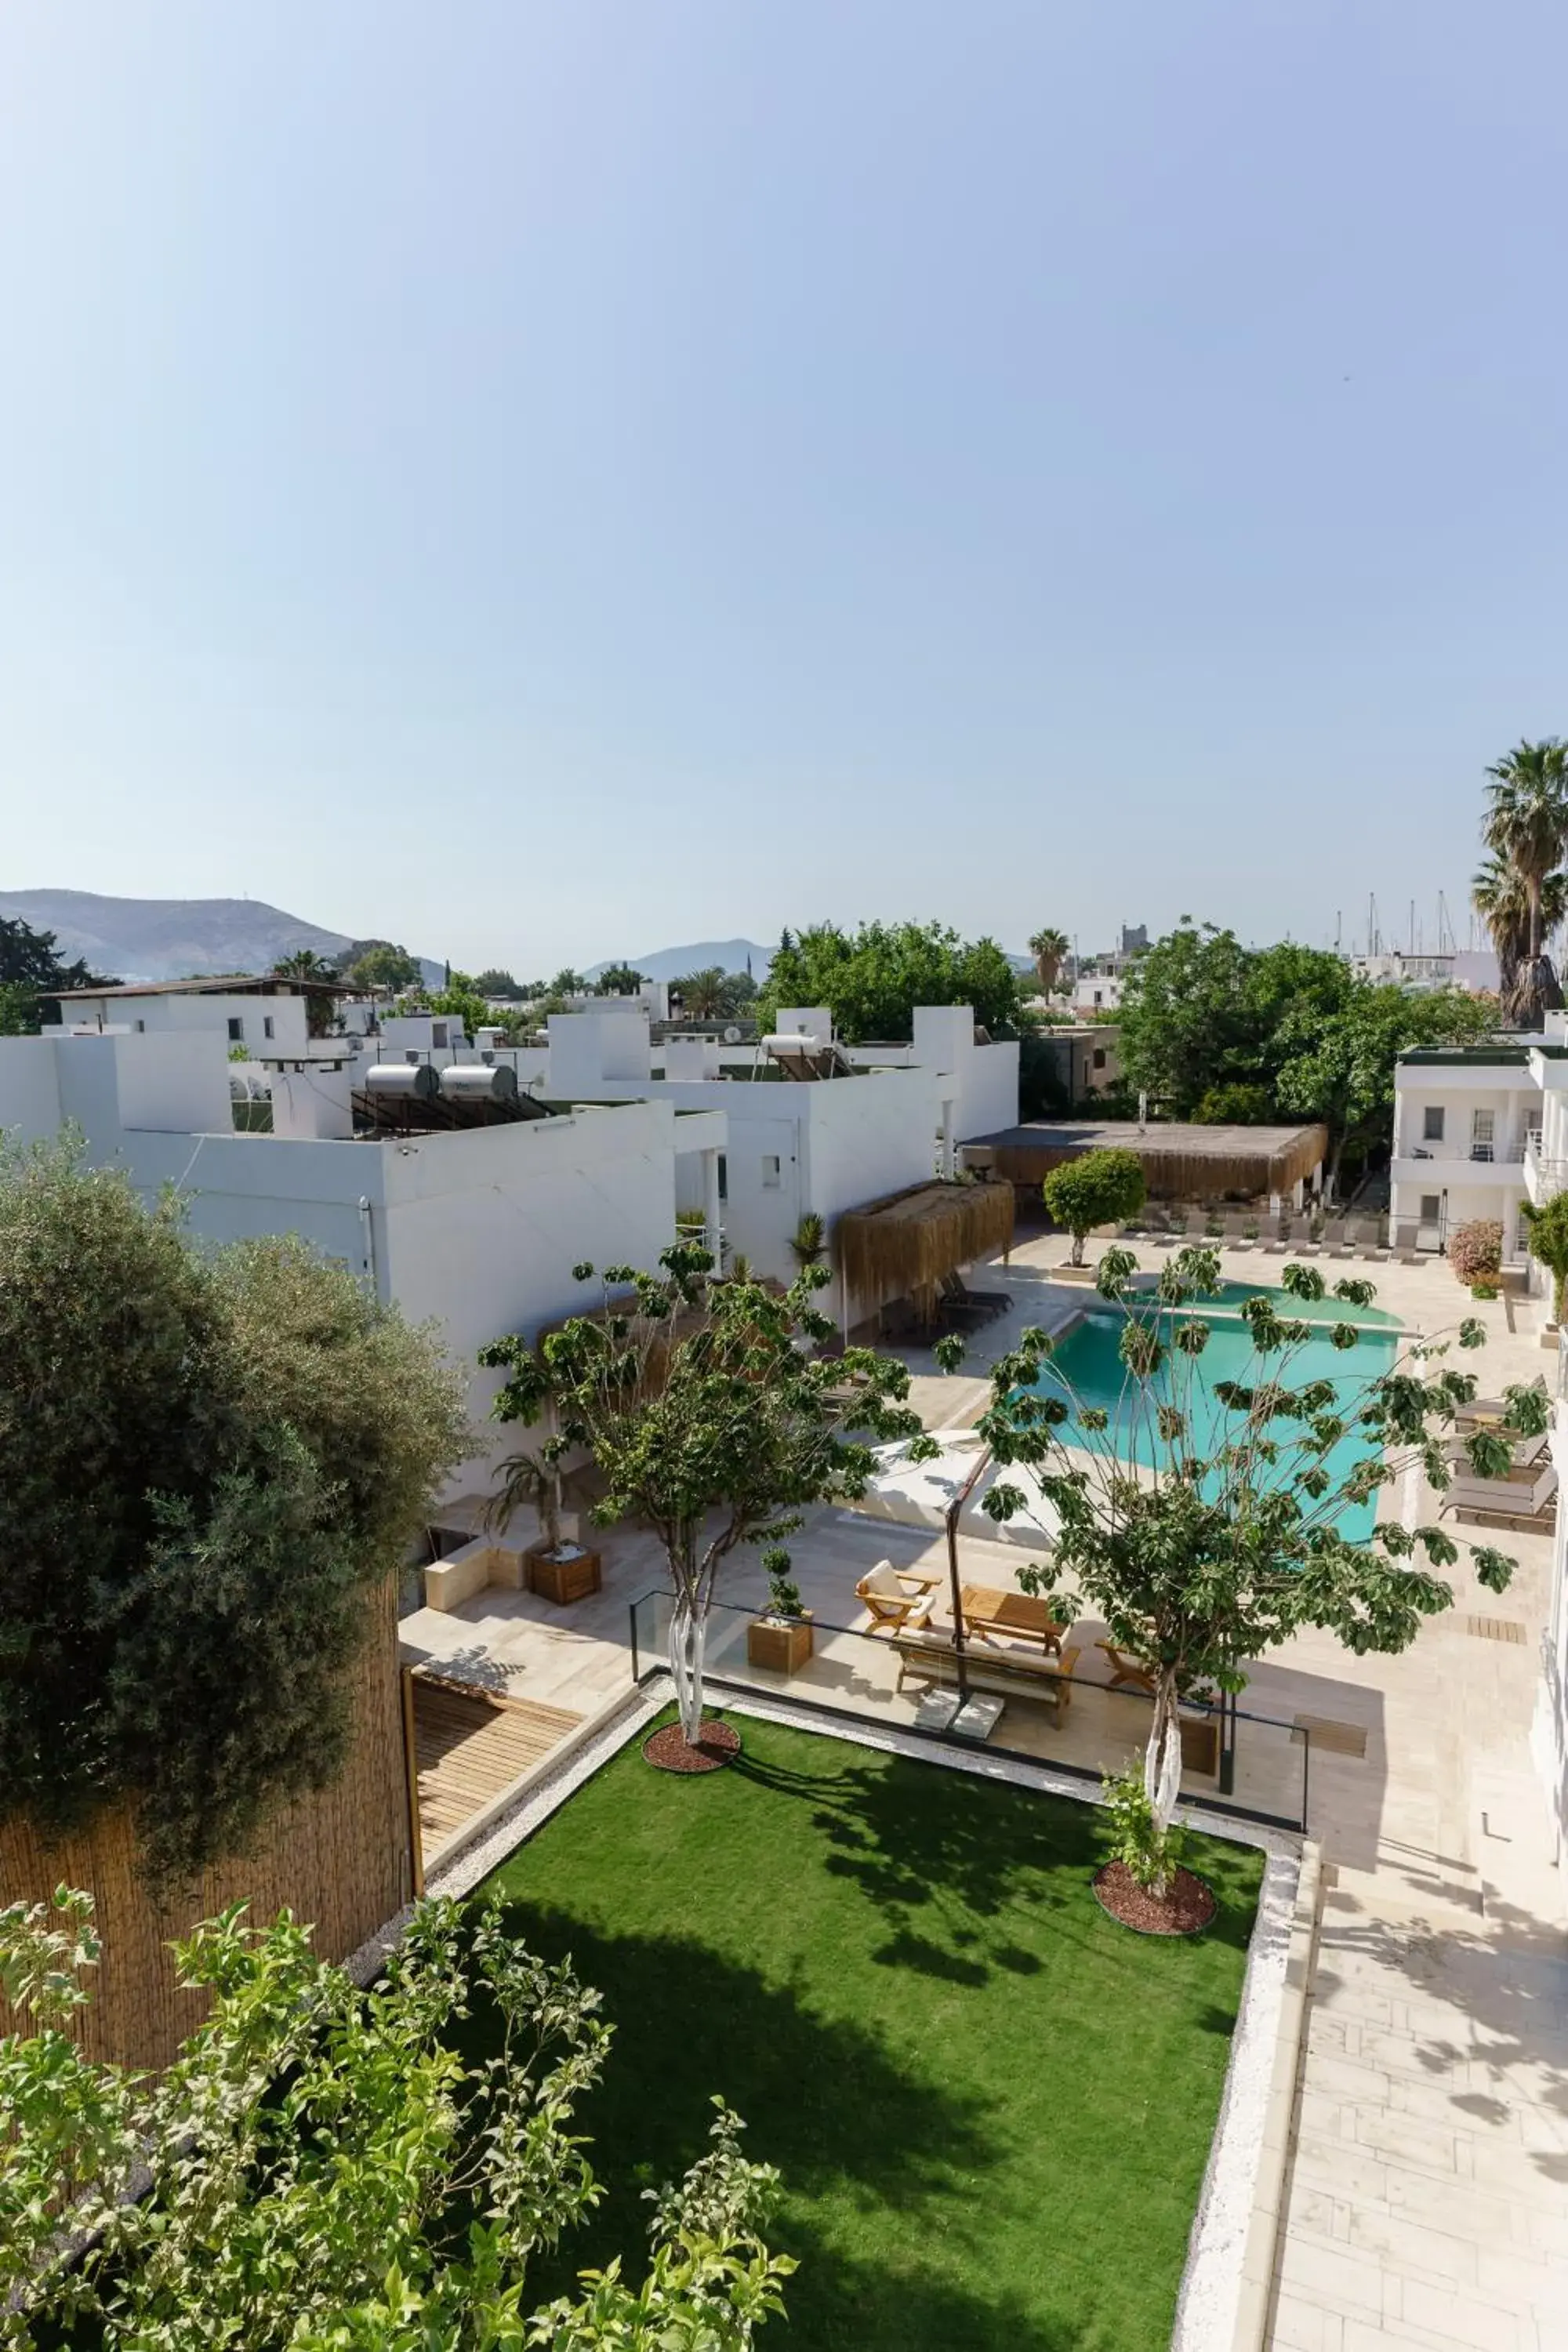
1031;1294;1401;1541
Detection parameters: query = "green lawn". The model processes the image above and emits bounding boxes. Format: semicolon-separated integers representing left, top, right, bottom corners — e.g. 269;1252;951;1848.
477;1709;1263;2352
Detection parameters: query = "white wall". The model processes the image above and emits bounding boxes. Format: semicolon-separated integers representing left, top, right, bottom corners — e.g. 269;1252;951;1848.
112;1029;234;1134
547;1011;652;1090
0;1037;65;1145
64;992;313;1054
1534;1395;1568;1862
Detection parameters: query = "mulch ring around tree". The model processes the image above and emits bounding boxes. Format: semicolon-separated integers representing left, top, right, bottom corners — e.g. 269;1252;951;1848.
1093;1861;1216;1936
642;1718;742;1774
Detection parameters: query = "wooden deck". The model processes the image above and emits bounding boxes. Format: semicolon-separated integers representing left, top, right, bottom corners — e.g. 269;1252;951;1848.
412;1672;583;1855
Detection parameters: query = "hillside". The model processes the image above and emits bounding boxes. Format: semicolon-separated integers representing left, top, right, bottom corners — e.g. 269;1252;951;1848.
0;890;440;987
586;938;775;983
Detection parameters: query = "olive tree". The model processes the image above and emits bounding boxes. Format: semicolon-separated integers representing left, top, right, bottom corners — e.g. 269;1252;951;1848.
0;1886;792;2350
1042;1146;1147;1265
955;1247;1523;1850
481;1247;927;1745
0;1135;471;1878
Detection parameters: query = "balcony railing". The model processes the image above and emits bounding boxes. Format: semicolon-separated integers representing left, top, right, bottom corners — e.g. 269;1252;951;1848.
1526;1140;1568;1199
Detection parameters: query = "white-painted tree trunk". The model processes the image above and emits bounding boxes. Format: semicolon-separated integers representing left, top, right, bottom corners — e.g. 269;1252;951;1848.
669;1599;707;1745
1143;1671;1183;1890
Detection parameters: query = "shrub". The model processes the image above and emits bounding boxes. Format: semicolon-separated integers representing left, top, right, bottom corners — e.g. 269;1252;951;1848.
1471;1281;1499;1301
1447;1219;1504;1288
1522;1189;1568;1321
0;1137;472;1878
1102;1766;1186;1899
1042;1148;1148;1265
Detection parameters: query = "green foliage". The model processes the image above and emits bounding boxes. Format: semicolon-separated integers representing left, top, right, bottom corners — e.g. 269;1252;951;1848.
1483;738;1568;1022
0;1888;792;2350
763;1547;805;1621
789;1210;827;1268
593;962;647;997
344;939;423;992
975;1247;1518;1817
1116;920;1496;1185
1102;1766;1186;1896
0;1138;471;1877
1042;1147;1147;1265
1192;1083;1273;1124
670;966;756;1020
473;965;525;998
1446;1219;1503;1287
480;1247;927;1736
1274;982;1496;1189
1523;1189;1568;1320
1027;927;1070;990
0;913;117;1032
756;920;1021;1043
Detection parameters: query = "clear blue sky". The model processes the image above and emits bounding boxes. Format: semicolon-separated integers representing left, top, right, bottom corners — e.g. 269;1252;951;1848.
2;1;1565;974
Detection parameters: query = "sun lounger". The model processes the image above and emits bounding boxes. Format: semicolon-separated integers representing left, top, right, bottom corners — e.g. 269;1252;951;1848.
1394;1221;1421;1265
1321;1218;1348;1258
1221;1212;1254;1250
1354;1218;1386;1260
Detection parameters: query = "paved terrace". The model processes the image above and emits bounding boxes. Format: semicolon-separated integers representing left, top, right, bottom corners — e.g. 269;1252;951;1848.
400;1233;1568;2350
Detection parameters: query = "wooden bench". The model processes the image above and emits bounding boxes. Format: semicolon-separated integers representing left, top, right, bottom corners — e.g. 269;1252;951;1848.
891;1631;1081;1722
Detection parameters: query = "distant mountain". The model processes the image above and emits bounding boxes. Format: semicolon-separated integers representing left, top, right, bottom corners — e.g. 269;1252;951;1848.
0;889;442;988
586;938;775;984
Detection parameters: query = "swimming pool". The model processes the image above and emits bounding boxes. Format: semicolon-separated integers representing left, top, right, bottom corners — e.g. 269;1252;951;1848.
1030;1294;1401;1541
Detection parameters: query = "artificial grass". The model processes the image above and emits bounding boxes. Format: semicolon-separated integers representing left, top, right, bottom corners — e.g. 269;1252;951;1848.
477;1709;1264;2352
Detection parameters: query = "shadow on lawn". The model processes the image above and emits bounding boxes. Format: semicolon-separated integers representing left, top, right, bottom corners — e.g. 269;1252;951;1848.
730;1743;1258;1988
484;1906;1076;2350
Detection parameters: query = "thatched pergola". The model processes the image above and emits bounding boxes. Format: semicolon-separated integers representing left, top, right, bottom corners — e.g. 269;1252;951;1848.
833;1179;1015;1324
971;1120;1327;1205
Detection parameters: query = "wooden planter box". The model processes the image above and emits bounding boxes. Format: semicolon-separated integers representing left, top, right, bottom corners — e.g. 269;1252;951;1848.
746;1613;815;1674
1179;1714;1220;1776
525;1542;603;1606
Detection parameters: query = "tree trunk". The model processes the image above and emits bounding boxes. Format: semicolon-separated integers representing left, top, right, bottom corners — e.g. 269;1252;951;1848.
668;1596;707;1745
1071;1228;1086;1267
1326;1131;1346;1207
1143;1670;1183;1891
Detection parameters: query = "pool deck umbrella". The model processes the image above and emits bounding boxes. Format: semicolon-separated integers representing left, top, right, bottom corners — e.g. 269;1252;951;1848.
833;1179;1015;1325
969;1120;1328;1205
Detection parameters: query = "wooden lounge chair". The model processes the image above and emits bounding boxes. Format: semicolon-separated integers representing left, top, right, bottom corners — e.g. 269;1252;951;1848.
1097;1639;1156;1693
891;1627;1081;1719
856;1559;940;1630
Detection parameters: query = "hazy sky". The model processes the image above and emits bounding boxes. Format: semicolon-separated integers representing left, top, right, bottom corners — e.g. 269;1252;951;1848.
3;2;1566;973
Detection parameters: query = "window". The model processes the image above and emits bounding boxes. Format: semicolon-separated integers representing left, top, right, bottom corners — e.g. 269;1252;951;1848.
1092;989;1103;1007
761;1154;782;1189
1420;1194;1442;1225
432;1022;448;1048
1091;1047;1106;1070
133;1018;145;1033
1471;1108;1495;1162
717;1153;728;1202
1421;1105;1445;1142
263;1015;274;1040
227;1018;243;1043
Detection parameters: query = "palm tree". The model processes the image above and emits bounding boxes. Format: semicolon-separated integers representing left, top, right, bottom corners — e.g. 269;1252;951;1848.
1028;927;1070;994
1483;739;1568;1026
1469;855;1568;1011
673;967;727;1019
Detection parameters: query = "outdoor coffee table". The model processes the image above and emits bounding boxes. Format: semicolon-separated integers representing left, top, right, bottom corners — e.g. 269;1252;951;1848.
958;1584;1069;1656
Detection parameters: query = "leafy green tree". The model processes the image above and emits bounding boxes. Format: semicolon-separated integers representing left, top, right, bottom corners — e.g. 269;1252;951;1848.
345;939;423;992
0;1888;793;2350
960;1247;1522;1841
428;969;492;1040
757;920;1020;1042
1274;983;1496;1198
593;961;648;996
1116;925;1352;1116
1522;1189;1568;1321
0;1138;470;1877
1042;1147;1147;1265
1192;1083;1274;1124
0;914;117;1033
550;967;587;996
480;1247;927;1745
1483;738;1568;1025
271;949;338;982
473;966;525;999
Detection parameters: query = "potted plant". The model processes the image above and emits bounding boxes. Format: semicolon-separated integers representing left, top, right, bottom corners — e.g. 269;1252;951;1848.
487;1439;602;1606
746;1549;815;1674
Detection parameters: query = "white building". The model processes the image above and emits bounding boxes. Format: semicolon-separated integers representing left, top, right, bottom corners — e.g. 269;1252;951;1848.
1389;1041;1540;1261
0;1021;719;1481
